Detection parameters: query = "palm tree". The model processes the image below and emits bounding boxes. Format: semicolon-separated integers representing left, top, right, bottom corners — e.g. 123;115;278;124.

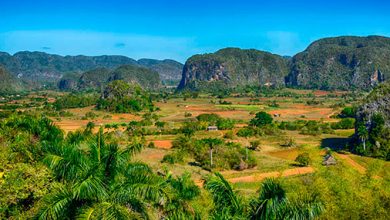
204;172;246;219
203;138;223;168
249;178;323;220
37;128;171;219
249;178;288;220
163;173;201;219
357;124;369;152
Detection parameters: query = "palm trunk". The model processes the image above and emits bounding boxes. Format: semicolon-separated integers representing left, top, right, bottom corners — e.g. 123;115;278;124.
210;148;213;167
362;138;366;151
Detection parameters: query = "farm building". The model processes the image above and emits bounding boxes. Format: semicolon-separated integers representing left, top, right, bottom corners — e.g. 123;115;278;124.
322;154;337;166
207;126;218;131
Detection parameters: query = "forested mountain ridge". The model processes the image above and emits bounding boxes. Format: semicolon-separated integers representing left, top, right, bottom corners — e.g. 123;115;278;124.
1;35;390;92
0;51;182;88
286;36;390;90
178;48;289;91
178;36;390;91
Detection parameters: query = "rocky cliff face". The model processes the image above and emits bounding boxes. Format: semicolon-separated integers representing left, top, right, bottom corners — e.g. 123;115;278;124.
286;36;390;90
178;48;289;90
356;81;390;129
354;81;390;159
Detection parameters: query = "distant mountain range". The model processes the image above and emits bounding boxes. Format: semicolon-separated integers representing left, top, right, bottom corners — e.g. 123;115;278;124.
0;51;183;89
179;36;389;91
0;35;389;92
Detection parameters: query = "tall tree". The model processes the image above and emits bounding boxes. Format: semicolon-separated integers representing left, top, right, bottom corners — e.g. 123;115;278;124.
37;129;170;219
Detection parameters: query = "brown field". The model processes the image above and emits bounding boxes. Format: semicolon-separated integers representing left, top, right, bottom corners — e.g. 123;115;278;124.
150;140;173;149
269;104;337;122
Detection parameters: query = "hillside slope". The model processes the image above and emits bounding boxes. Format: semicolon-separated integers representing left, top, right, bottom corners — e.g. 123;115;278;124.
178;48;289;91
286;36;390;90
59;65;161;91
0;66;23;93
138;59;183;83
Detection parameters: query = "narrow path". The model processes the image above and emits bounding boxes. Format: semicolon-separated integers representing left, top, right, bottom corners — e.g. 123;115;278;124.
336;153;366;174
335;153;381;179
195;167;315;187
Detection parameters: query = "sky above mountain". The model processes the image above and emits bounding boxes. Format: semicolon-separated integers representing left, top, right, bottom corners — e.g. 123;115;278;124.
1;0;389;62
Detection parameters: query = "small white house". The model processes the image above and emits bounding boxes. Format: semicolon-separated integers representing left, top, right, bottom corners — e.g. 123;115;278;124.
207;126;218;131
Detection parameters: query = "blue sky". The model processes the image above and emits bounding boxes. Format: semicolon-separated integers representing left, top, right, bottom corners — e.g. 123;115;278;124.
1;0;389;62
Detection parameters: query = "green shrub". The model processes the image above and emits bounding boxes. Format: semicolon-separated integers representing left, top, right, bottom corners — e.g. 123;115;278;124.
331;118;355;129
249;140;261;150
224;130;234;139
237;127;256;137
161;151;185;164
53;93;98;110
339;106;356;118
295;153;311;166
249;111;273;127
184;112;192;117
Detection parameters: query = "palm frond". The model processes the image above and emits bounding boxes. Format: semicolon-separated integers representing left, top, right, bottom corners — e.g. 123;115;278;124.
249;178;287;220
77;202;142;220
204;172;244;216
35;185;74;220
283;193;324;220
72;175;108;201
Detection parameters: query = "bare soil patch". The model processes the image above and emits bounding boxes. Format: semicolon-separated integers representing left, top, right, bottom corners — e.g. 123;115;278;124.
227;167;315;183
150;140;173;149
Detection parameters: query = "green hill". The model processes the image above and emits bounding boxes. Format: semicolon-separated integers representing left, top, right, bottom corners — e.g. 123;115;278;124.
78;67;112;91
178;48;289;91
58;65;161;91
138;59;183;83
0;66;23;93
108;65;161;89
286;36;390;90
